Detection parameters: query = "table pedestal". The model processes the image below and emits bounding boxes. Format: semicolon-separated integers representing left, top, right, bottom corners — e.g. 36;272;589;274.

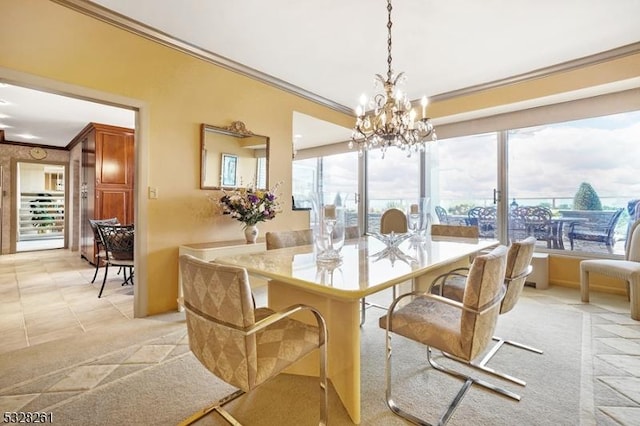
268;280;361;424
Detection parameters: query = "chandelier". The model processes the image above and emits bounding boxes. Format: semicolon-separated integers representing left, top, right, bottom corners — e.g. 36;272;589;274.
349;0;437;158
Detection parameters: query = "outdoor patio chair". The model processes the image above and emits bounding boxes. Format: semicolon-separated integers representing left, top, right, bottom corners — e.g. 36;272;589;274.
514;206;554;248
435;206;450;224
468;206;496;238
178;255;328;425
380;245;518;425
568;208;624;252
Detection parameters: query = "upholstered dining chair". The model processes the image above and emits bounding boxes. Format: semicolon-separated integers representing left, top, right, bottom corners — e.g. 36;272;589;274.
430;237;540;386
88;217;119;284
95;224;134;298
265;229;313;250
381;245;517;425
178;254;328;425
380;208;408;234
580;219;640;320
431;224;480;239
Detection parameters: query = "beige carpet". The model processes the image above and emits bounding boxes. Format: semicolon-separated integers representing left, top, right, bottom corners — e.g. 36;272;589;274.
1;298;587;425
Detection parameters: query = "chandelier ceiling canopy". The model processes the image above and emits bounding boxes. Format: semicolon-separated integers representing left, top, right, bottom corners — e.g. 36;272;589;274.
349;0;437;158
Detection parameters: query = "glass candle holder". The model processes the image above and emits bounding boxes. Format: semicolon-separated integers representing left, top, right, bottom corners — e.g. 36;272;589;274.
406;197;431;241
310;195;345;265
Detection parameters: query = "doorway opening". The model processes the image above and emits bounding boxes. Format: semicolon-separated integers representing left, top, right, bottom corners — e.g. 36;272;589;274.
16;161;67;252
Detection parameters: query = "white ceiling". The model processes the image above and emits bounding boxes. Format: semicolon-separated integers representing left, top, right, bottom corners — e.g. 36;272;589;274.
2;0;640;149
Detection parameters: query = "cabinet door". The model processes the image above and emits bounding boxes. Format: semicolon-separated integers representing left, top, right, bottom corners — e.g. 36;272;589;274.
95;129;134;187
96;189;133;225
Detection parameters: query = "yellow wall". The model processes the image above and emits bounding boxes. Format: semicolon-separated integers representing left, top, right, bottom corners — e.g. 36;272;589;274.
1;1;637;312
0;0;352;314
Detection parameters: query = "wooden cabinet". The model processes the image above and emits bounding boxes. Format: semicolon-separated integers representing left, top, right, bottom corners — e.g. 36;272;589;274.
76;123;134;264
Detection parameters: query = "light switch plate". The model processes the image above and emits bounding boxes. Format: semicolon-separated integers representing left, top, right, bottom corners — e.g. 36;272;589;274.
148;187;158;199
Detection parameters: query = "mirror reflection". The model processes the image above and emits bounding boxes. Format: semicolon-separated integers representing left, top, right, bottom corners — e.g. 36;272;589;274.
201;121;269;190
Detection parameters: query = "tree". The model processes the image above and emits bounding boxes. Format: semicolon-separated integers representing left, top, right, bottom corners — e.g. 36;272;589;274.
573;182;602;210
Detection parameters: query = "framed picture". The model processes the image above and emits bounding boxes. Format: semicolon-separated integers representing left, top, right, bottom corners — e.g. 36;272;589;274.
221;153;238;187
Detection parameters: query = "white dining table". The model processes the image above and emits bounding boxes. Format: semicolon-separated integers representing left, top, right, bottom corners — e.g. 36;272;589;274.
215;234;499;424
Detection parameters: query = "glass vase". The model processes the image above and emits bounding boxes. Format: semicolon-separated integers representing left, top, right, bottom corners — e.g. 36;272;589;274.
310;193;345;265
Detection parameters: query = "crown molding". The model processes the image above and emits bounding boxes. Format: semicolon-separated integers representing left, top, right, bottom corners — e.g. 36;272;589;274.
52;1;640;117
51;0;353;115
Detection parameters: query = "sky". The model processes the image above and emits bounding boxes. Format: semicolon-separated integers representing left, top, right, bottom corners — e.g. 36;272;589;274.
305;109;640;211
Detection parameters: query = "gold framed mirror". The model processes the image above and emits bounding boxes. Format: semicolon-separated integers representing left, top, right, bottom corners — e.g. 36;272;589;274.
200;121;269;190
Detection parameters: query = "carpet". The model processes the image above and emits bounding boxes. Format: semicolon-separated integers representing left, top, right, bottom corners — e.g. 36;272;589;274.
0;298;587;425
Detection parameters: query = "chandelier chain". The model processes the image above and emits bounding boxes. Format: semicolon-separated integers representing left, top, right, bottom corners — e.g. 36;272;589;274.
387;0;393;81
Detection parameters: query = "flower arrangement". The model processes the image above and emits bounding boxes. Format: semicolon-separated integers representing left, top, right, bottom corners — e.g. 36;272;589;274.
218;184;281;227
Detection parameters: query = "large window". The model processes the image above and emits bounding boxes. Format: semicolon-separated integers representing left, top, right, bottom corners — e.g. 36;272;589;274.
293;102;640;257
429;133;498;224
508;110;640;255
366;147;421;233
292;151;359;226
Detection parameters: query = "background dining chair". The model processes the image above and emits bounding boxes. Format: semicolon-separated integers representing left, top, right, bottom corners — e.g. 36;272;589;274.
430;237;540;386
580;219;640;320
95;224;134;298
178;254;328;425
88;217;119;284
431;224;480;239
380;208;408;234
381;245;516;425
362;208;409;325
265;229;313;250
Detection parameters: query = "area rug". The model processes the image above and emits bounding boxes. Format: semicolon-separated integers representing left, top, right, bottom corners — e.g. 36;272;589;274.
0;298;586;425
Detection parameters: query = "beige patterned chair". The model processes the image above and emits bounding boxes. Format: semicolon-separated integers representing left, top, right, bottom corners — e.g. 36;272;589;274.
265;229;313;250
178;254;328;425
431;224;480;239
380;245;517;425
580;219;640;320
430;237;540;386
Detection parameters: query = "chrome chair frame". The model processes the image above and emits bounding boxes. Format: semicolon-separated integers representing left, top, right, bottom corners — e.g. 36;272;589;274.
432;266;538;386
384;286;519;426
179;302;329;426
